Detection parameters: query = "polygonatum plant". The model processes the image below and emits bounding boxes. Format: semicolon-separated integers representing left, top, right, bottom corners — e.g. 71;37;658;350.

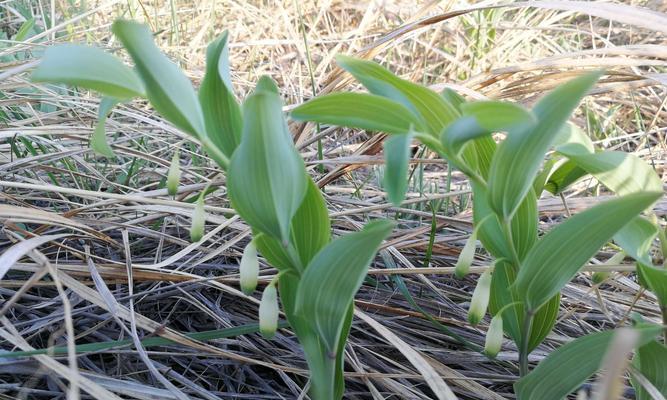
32;21;394;400
291;55;665;399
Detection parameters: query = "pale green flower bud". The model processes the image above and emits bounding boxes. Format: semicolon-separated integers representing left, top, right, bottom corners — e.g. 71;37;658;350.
259;284;279;338
190;196;205;242
240;240;259;295
468;270;492;326
455;229;478;279
167;149;181;196
484;314;504;358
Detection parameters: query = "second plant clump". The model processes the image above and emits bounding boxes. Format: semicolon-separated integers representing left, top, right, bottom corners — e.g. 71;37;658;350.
293;56;667;399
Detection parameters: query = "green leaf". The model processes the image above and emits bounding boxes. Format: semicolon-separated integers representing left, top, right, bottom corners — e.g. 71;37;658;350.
384;132;413;206
513;191;661;312
91;97;118;158
199;31;242;157
228;77;307;243
487;72;601;219
295;220;394;352
515;325;662;400
633;340;667;400
336;55;458;135
460;100;535;133
32;44;145;100
557;145;663;196
112;20;205;138
543;159;587;195
255;177;331;273
614;216;658;264
291;93;425;134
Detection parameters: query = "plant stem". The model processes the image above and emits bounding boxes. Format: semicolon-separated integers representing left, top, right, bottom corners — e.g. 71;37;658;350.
501;218;522;268
519;311;534;377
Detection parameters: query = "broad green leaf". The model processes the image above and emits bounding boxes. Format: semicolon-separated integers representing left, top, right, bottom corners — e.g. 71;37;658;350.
228;77;307;243
487;72;601;219
557;144;663;196
515;325;662;400
383;132;413;206
614;216;658;264
255;178;330;273
460;101;535;133
295;220;394;352
291;93;425;134
336;55;458;135
32;44;145;100
112;20;206;138
489;260;560;354
637;264;667;308
543;124;595;194
513;191;661;312
91;97;118;158
199;31;242;157
633;340;667;400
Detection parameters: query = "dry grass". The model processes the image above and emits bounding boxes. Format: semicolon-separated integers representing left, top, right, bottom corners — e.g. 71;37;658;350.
0;0;666;398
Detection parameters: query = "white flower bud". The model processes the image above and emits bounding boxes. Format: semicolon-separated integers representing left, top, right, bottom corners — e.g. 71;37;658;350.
259;284;279;338
468;270;492;326
167;149;181;196
240;240;259;294
190;196;205;242
484;314;504;358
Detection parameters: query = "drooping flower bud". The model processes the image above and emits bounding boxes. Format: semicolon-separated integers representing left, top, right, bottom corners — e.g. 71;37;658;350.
259;284;279;338
240;239;259;295
484;314;504;358
190;195;205;242
468;270;492;326
167;149;181;196
455;229;478;278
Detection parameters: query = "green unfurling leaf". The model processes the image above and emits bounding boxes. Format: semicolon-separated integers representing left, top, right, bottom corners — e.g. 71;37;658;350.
228;77;307;243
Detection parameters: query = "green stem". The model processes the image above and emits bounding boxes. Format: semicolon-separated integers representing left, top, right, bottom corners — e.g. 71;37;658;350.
201;136;230;170
519;311;534;377
501;218;522;268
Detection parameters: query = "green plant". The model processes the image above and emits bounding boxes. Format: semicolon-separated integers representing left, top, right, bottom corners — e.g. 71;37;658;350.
32;21;394;400
291;56;665;398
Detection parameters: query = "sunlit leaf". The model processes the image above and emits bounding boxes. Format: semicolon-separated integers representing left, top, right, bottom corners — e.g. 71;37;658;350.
32;44;145;100
336;55;458;135
291;92;425;134
633;339;667;400
513;191;661;312
487;72;601;219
